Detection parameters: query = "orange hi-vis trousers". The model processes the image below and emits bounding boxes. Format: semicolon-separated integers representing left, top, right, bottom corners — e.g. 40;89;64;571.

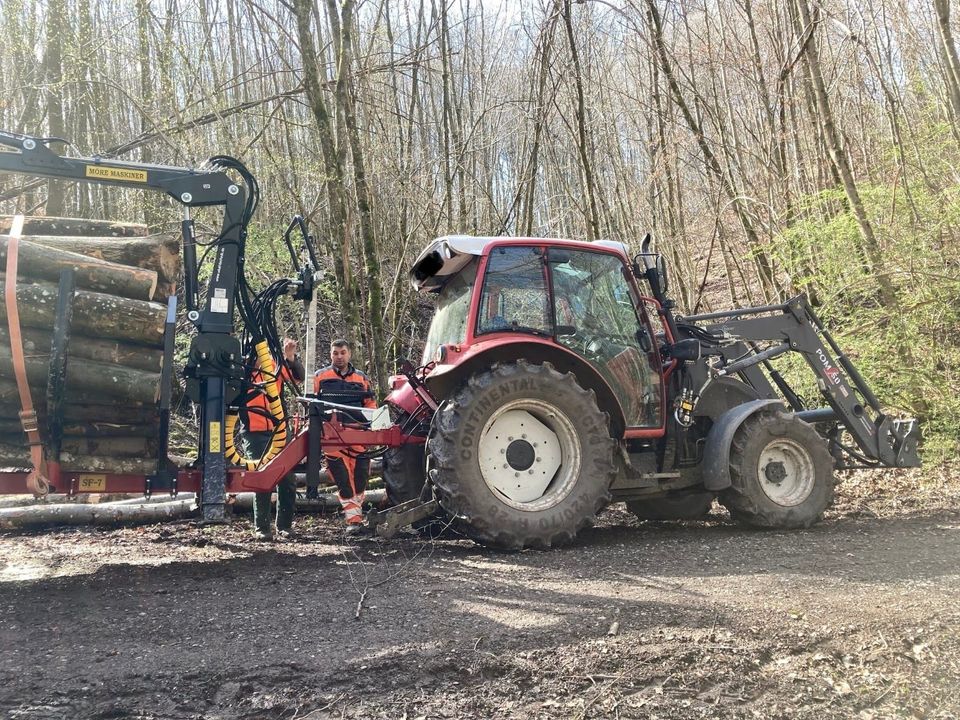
324;446;371;525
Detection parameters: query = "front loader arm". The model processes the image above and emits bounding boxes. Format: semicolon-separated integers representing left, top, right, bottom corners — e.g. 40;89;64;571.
680;296;920;469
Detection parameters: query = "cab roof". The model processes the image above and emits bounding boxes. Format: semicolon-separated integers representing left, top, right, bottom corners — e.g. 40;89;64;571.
410;235;630;291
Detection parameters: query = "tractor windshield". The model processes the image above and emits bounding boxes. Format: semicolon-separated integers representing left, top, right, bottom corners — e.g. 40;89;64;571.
422;259;477;363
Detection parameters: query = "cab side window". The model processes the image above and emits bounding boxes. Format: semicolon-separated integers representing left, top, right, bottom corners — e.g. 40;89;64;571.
551;249;661;428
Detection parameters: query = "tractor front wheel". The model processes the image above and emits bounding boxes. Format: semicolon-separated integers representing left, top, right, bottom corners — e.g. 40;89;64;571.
720;410;834;529
427;361;615;549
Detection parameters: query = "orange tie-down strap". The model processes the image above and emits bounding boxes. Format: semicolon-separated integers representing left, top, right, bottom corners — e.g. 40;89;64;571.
4;214;49;496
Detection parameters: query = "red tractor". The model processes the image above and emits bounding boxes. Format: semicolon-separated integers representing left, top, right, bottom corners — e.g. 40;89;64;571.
374;235;920;548
0;134;918;547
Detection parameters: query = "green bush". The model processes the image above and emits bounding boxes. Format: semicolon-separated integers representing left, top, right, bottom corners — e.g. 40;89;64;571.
770;182;960;464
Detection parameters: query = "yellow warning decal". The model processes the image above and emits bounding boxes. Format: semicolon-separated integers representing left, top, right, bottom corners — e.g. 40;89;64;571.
209;421;222;453
78;474;106;492
85;165;148;183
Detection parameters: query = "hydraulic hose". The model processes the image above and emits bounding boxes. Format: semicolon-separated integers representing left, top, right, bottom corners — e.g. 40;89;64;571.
223;341;288;471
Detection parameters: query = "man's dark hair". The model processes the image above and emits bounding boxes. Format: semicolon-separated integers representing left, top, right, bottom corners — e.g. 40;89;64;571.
330;338;351;350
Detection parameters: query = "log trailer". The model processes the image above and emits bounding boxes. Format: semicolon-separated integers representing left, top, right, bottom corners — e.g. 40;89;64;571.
0;132;921;548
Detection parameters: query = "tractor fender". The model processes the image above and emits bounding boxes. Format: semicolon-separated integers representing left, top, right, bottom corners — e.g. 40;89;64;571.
694;376;764;420
425;339;628;438
701;399;785;491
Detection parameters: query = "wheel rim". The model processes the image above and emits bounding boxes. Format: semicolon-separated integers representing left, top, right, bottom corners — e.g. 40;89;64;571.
477;398;581;511
757;438;816;507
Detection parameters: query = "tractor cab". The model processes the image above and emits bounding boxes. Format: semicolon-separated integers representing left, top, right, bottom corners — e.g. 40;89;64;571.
406;235;665;435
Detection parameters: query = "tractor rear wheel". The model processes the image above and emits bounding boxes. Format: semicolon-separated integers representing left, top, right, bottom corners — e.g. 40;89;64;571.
720;410;834;529
382;441;426;505
427;361;615;549
627;492;714;521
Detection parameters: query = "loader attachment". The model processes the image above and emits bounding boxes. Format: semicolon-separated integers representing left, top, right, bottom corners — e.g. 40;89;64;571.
678;295;921;470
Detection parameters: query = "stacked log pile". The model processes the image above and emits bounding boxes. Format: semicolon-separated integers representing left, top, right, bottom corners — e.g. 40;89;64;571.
0;217;179;475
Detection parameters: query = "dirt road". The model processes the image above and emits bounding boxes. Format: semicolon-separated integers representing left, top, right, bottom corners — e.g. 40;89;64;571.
1;494;958;719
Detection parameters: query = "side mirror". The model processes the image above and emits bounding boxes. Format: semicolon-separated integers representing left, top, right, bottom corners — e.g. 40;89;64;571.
656;254;669;294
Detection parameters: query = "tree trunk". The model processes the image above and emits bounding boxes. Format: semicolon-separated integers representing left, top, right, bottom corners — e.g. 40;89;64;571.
0;217;147;237
792;0;897;308
0;349;160;404
42;0;67;217
291;0;360;344
0;276;166;345
60;403;158;422
14;234;180;285
60;436;154;458
934;0;960;122
0;327;162;372
0;236;158;300
0;435;154;457
0;379;158;415
61;422;161;438
0;445;161;474
58;452;158;474
335;0;387;392
560;0;602;241
644;0;780;301
0;498;195;529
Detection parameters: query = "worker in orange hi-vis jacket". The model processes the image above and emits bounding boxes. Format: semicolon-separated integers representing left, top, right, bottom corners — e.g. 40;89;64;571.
313;339;377;534
245;337;304;540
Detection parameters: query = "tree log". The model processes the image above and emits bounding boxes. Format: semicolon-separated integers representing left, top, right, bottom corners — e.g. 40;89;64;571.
0;423;161;439
61;422;161;438
0;421;22;435
0;404;157;425
0;378;21;405
17;233;180;284
0;275;166;345
0;445;158;473
0;216;147;237
0;327;162;372
0;498;196;530
0;443;29;467
0;493;196;509
61;404;158;423
0;349;160;404
60;436;154;458
0;236;158;300
58;452;158;474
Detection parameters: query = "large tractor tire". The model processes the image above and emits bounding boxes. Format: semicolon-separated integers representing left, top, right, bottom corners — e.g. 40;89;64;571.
719;410;834;529
427;361;616;549
382;442;427;505
627;492;715;521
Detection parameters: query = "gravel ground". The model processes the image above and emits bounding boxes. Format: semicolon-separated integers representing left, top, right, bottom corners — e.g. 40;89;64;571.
0;470;958;719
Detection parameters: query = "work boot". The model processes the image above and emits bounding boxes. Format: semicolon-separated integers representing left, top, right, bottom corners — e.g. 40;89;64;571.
344;522;368;537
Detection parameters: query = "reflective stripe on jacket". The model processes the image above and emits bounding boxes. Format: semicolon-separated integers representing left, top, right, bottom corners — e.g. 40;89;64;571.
246;357;304;432
313;364;377;410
